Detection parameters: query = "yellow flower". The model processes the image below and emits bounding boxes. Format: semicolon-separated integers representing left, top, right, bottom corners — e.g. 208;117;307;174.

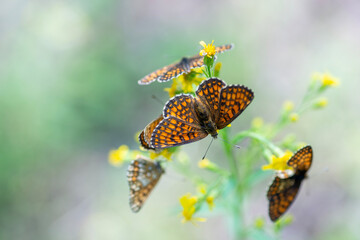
289;113;299;122
180;193;206;224
262;150;294;171
108;145;129;167
178;75;194;93
199;40;216;57
254;217;265;229
313;97;328;109
321;73;339;87
198;158;216;169
214;62;222;77
206;196;215;210
251;117;264;129
150;149;173;161
164;78;178;98
197;183;207;194
283;101;295;112
312;72;340;89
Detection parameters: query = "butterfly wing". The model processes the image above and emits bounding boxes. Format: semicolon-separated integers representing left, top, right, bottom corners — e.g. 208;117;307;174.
267;176;301;221
127;158;164;212
215;44;234;53
287;145;313;172
139;131;152;150
138;64;173;85
195;78;226;121
186;44;234;70
157;59;188;83
216;85;254;129
139;115;164;150
151;116;208;149
187;55;205;70
163;94;200;125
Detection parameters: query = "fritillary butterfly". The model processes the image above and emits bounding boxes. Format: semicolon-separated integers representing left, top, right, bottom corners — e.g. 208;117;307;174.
267;145;313;221
150;78;254;148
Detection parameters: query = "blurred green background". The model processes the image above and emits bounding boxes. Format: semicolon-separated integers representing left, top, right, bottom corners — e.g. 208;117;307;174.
1;0;359;239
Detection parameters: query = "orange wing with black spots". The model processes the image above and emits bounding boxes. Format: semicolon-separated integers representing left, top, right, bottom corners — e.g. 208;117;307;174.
150;78;254;149
127;158;164;212
163;94;200;125
138;44;234;85
196;78;226;120
267;176;301;221
157;62;188;82
188;55;205;70
267;145;313;221
215;44;234;53
138;65;173;85
216;85;254;129
288;145;313;171
150;117;208;149
139;115;164;150
139;131;150;150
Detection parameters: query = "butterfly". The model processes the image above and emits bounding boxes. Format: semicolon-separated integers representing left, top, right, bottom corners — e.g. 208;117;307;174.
267;145;313;221
138;44;233;85
139;115;164;150
127;157;164;212
150;78;254;149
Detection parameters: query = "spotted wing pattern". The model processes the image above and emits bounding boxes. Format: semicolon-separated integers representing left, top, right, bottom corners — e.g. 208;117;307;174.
267;145;313;221
127;158;164;212
187;55;205;70
139;115;164;150
139;131;150;150
215;44;234;53
267;176;301;221
163;94;199;125
138;44;233;85
196;78;226;120
151;117;208;148
138;65;173;85
157;61;188;83
150;78;254;149
287;145;313;171
216;85;254;129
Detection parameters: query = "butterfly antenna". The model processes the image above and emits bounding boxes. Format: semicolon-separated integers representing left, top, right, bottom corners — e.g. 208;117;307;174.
217;136;242;149
202;138;214;160
151;95;164;106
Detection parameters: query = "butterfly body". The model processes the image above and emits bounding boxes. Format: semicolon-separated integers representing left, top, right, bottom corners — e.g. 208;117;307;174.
193;97;218;137
267;145;313;221
150;78;254;149
179;57;192;73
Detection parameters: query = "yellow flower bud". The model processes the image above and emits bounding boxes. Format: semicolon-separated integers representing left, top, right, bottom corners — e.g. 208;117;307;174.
289;113;299;122
313;97;328;109
283;101;294;112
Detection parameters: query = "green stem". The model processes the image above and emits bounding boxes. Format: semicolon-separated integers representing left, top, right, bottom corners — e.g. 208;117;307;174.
220;129;239;180
232;131;284;157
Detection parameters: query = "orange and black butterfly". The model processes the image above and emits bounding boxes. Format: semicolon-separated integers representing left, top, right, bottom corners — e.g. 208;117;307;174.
150;78;254;149
127;157;164;212
139;115;164;150
267;145;313;221
138;44;233;85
